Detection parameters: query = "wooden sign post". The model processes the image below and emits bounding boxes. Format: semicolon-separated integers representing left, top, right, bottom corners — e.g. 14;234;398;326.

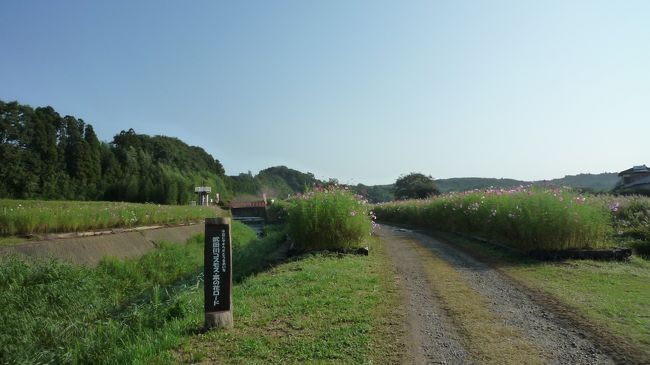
204;217;233;329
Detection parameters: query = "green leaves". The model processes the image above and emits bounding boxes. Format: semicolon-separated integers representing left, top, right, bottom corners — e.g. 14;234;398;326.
393;172;440;200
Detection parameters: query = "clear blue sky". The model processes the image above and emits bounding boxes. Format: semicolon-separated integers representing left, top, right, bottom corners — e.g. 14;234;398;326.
1;1;649;185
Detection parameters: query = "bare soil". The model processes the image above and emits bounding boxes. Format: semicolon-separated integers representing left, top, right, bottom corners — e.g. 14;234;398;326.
378;225;618;365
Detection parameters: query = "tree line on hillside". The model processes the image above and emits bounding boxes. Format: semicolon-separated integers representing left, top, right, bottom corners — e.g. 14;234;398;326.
0;100;318;204
2;100;624;205
366;173;624;202
0;99;415;205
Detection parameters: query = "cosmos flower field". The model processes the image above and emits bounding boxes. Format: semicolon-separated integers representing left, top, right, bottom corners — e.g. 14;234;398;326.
0;199;221;237
374;186;650;252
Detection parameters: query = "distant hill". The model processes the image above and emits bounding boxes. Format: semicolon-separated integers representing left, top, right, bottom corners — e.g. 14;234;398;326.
228;166;319;201
536;173;619;192
357;178;529;203
360;173;623;203
436;178;527;193
353;184;394;204
436;173;620;193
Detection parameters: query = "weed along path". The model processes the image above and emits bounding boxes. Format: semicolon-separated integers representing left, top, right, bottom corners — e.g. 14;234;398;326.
378;225;616;365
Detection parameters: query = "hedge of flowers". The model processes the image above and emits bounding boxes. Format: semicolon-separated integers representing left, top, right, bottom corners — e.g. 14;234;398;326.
286;186;377;251
374;186;613;252
0;199;221;236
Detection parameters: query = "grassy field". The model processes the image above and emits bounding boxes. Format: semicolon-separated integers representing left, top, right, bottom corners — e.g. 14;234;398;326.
434;231;650;359
174;236;403;364
0;199;223;237
1;215;403;364
0;222;282;364
166;188;402;364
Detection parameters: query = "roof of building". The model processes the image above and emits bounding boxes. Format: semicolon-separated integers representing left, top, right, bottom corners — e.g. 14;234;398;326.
230;201;267;209
618;165;650;176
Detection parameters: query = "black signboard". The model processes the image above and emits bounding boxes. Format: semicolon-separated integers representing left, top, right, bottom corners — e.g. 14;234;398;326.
204;219;232;312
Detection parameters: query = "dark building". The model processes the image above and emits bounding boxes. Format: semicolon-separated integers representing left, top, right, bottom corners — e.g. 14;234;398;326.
614;165;650;195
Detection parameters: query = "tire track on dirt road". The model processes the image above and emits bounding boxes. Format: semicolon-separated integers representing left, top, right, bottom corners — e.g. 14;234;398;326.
378;226;616;365
383;228;471;364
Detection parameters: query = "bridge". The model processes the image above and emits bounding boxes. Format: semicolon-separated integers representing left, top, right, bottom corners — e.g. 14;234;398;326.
229;200;267;236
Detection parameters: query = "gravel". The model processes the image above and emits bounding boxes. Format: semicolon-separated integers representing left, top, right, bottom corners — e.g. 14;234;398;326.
381;228;473;364
379;226;616;365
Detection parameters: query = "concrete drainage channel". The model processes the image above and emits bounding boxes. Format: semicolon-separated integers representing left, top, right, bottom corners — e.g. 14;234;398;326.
0;223;205;266
0;214;268;267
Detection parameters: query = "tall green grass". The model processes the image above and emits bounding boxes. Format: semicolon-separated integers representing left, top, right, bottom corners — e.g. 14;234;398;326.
0;199;223;236
286;187;375;250
0;222;285;364
597;195;650;256
374;187;613;251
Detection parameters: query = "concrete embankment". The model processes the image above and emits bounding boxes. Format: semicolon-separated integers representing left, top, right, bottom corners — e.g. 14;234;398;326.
0;223;204;266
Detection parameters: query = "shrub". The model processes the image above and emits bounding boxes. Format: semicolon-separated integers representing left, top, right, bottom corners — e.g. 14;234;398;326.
265;200;291;223
628;240;650;257
604;195;650;240
287;187;375;250
600;195;650;257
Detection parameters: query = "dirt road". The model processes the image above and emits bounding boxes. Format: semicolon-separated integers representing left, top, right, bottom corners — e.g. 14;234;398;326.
378;226;617;365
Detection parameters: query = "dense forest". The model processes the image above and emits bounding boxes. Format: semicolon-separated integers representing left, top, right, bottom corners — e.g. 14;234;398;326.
0;100;318;204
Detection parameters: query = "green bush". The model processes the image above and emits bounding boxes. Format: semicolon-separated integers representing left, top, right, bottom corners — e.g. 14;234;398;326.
604;195;650;240
265;200;291;223
374;187;613;252
287;187;374;250
600;195;650;257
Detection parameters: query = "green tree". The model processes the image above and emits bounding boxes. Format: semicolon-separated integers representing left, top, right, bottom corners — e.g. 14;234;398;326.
0;100;236;203
393;173;440;200
83;124;102;198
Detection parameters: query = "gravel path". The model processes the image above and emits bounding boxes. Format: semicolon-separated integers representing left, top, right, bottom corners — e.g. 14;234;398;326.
383;228;472;364
378;226;616;365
